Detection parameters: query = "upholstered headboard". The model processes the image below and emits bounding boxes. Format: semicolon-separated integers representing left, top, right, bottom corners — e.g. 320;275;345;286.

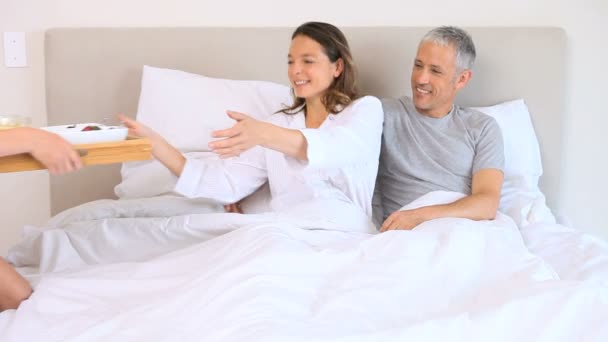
45;27;566;214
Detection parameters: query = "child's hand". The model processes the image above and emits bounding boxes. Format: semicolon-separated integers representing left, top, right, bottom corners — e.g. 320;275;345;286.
29;128;82;175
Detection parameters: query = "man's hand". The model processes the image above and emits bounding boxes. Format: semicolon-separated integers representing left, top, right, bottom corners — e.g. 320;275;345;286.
380;168;503;232
380;208;427;232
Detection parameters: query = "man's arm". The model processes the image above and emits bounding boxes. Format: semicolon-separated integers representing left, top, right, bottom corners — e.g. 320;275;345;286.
380;168;503;231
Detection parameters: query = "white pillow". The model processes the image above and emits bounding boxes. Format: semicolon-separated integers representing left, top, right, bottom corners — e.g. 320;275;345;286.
135;65;292;152
472;99;542;179
115;66;291;201
472;99;555;226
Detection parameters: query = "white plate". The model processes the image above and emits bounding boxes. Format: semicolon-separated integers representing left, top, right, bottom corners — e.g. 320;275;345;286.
41;123;128;145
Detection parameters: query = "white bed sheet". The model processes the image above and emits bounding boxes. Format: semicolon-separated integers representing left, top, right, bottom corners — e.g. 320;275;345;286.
521;221;608;285
1;191;607;341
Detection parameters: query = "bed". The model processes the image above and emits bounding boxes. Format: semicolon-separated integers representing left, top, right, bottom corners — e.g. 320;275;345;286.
1;27;608;341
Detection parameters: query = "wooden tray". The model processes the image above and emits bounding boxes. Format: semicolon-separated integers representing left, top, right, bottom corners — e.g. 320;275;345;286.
0;137;152;173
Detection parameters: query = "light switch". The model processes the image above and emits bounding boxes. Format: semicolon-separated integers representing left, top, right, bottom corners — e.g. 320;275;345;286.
3;32;27;68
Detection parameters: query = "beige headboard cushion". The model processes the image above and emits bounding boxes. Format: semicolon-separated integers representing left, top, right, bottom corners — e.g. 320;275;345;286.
46;27;566;214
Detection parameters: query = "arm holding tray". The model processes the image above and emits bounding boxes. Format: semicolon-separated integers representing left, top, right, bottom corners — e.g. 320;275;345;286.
0;136;152;173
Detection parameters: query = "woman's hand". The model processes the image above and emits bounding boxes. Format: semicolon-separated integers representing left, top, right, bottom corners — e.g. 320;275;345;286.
118;114;160;140
224;202;244;214
209;111;269;158
117;114;186;176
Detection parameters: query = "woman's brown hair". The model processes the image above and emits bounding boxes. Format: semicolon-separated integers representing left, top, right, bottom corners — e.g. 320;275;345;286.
280;22;360;115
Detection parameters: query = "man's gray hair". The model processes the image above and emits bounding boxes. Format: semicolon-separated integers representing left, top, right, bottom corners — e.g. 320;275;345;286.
421;26;476;71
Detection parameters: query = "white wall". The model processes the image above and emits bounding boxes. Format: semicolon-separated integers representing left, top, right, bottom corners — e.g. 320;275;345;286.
0;0;606;254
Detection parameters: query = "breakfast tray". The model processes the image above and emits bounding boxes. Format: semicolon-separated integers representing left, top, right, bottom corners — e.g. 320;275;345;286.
0;137;152;173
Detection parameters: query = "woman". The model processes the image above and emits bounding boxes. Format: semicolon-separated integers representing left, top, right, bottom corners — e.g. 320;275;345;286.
121;22;383;231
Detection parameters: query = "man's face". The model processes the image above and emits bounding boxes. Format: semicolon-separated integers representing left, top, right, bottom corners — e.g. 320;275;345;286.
411;41;470;118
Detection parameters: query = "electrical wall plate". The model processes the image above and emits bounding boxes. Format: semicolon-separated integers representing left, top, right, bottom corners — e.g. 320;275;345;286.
3;32;27;67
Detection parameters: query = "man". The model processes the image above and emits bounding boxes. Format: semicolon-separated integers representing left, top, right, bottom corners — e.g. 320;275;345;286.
376;26;504;232
0;126;82;311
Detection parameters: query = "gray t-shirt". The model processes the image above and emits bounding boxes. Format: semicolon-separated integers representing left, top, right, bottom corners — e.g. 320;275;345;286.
375;96;504;221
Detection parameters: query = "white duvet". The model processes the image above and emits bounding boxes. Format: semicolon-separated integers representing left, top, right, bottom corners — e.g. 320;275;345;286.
1;191;607;341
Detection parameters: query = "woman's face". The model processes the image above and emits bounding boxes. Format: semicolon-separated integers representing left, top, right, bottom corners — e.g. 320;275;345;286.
288;35;343;102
